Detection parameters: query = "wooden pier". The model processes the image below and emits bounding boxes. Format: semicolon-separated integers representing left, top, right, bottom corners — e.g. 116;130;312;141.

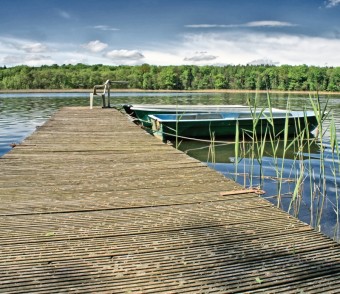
1;107;340;293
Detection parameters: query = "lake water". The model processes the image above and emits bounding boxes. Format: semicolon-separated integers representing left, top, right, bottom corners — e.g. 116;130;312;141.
1;91;340;242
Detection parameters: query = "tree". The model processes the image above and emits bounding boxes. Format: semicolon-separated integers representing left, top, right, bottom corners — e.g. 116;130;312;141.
158;67;181;90
0;64;338;91
213;74;226;89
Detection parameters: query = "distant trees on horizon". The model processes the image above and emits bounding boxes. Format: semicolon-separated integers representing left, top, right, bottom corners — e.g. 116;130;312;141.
0;63;339;92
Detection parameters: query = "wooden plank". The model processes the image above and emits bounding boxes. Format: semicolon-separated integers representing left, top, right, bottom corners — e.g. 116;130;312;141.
0;106;339;293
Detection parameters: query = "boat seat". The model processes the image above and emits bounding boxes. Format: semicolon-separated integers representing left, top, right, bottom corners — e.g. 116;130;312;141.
195;113;224;120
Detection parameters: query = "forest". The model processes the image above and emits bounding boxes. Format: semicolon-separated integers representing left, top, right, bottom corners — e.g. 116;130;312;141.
0;63;339;92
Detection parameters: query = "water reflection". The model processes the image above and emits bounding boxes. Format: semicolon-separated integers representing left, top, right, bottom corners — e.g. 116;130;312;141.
0;94;91;155
178;138;321;163
176;130;340;241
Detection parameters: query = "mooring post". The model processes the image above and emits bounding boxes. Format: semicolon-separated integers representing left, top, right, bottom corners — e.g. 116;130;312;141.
90;93;94;109
101;94;106;108
107;85;111;108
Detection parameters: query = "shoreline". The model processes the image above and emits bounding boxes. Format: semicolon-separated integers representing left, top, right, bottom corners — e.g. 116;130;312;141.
0;89;339;95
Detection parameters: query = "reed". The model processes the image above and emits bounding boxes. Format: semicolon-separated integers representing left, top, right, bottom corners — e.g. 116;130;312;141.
303;110;315;226
175;103;180;149
171;93;338;241
329;115;340;240
288;128;306;217
310;95;329;229
234;93;338;240
234;120;240;181
208;125;216;165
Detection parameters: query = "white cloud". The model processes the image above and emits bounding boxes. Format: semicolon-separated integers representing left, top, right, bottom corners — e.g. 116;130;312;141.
93;25;120;31
186;24;230;28
3;54;54;66
138;32;340;66
82;40;108;52
105;50;144;60
2;55;25;64
184;51;217;62
186;21;296;29
20;43;49;53
140;50;183;65
1;31;340;67
245;21;296;27
0;37;82;66
0;37;55;66
247;59;280;66
58;10;71;19
326;0;340;7
63;56;88;65
177;32;340;66
5;41;50;53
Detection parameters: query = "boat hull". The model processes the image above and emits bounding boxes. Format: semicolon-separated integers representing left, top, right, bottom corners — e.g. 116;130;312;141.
123;104;283;127
149;112;318;141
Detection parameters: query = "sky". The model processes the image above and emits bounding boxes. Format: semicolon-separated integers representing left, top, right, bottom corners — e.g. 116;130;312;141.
0;0;339;67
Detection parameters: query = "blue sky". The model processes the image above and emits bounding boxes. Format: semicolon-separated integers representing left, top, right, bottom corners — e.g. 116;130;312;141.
0;0;339;67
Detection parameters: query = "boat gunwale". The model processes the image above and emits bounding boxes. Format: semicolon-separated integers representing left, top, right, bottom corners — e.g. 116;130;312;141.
148;111;316;123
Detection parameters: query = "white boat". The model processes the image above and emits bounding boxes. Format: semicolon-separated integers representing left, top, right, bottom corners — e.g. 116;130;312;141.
122;104;287;127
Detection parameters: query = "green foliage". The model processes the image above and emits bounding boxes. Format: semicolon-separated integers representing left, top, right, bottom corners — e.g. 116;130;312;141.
255;277;263;284
0;64;339;91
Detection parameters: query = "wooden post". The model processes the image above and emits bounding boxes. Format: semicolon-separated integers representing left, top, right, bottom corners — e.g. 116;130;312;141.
90;93;94;109
107;86;111;108
101;94;106;108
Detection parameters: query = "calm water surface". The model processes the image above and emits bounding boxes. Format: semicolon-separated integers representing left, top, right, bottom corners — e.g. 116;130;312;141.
1;92;340;241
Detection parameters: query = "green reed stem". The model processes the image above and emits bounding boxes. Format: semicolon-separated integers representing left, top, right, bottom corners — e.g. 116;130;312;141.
329;115;340;241
234;120;239;181
276;100;291;207
303;111;315;227
208;123;216;165
310;95;327;230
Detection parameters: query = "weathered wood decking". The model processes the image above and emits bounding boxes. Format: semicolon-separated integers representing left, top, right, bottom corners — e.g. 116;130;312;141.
1;107;340;293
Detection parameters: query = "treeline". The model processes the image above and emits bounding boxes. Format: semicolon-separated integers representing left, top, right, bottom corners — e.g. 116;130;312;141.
0;63;339;91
